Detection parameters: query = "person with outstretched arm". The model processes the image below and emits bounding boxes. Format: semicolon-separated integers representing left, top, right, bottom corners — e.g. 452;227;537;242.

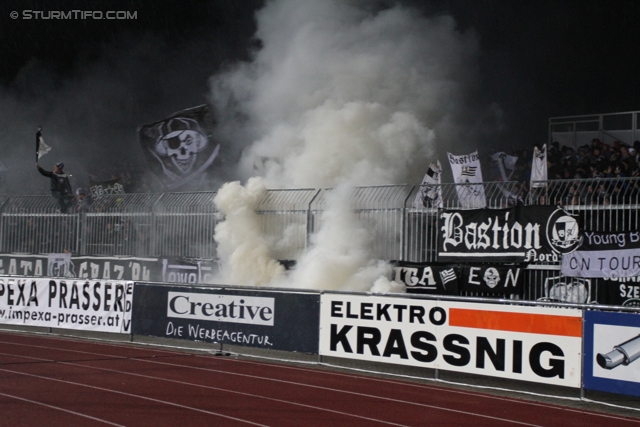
37;162;73;213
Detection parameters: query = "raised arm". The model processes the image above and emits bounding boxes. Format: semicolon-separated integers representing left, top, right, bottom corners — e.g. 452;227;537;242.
36;164;53;178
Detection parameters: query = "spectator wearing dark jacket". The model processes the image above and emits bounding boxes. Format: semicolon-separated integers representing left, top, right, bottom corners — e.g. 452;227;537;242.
74;187;93;213
37;162;73;213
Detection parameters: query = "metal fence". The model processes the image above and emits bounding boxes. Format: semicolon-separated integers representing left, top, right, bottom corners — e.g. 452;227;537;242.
0;192;219;258
153;192;219;259
0;196;79;254
257;189;320;260
2;177;640;304
549;109;640;149
309;185;413;261
2;179;638;260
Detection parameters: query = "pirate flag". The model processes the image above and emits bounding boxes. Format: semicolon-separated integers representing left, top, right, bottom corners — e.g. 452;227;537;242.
138;105;221;190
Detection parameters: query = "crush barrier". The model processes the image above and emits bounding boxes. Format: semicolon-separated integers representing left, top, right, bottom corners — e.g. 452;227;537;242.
1;277;639;408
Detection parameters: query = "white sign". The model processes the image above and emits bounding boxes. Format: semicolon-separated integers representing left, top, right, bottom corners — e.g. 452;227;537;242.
319;294;583;387
167;292;274;326
592;324;640;383
0;277;133;333
447;151;486;208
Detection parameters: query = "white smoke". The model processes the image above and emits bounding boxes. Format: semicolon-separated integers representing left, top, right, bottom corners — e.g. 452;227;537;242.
279;184;392;291
213;177;285;287
211;0;492;292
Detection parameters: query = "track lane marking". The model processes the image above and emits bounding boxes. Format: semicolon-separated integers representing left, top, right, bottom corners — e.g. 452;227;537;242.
0;391;127;426
0;364;270;427
2;334;639;424
0;352;415;427
0;350;544;427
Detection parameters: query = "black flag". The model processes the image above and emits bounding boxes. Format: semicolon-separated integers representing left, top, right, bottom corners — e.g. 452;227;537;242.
137;105;220;191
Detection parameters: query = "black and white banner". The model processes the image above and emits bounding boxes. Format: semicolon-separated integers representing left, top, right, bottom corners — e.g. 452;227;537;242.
132;284;320;353
561;231;640;279
490;152;518;182
89;175;125;200
413;161;443;209
0;277;133;333
160;257;218;284
598;276;640;307
392;262;458;295
437;206;581;263
447;151;486;209
0;254;218;283
530;144;547;188
138;104;221;191
460;265;524;294
538;276;592;304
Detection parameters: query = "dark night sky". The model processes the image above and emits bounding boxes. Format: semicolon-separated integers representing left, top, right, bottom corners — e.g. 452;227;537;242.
1;0;639;192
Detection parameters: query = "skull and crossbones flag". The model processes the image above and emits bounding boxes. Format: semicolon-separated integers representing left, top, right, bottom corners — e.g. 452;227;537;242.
137;105;220;190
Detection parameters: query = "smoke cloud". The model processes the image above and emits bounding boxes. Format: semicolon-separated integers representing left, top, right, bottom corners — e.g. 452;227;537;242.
1;34;211;194
214;177;286;287
0;1;260;195
211;0;498;292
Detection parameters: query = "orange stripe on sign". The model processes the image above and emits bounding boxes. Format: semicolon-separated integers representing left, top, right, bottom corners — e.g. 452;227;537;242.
449;308;582;337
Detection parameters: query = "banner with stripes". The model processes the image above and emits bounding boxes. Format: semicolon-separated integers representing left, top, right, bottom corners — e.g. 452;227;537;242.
447;151;486;208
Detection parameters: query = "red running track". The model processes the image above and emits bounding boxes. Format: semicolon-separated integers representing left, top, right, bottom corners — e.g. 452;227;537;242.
0;331;639;427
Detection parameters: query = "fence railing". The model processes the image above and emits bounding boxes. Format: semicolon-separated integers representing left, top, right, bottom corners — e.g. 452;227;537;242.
549;109;640;149
2;178;640;302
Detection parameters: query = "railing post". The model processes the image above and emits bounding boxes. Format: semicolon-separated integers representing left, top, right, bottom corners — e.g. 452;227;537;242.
306;189;321;250
150;194;164;257
77;212;86;255
0;197;9;253
401;186;415;261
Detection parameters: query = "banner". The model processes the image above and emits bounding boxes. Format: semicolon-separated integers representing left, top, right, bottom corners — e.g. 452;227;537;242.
392;262;458;295
447;151;486;209
530;144;547;188
0;254;159;282
72;256;157;281
47;253;72;277
490;152;518;182
138;104;221;191
412;161;443;209
88;175;125;200
0;277;133;333
583;310;640;397
598;277;640;307
132;284;320;353
437;206;582;263
460;265;524;295
561;231;640;279
0;254;225;285
159;257;218;284
538;276;592;304
319;294;583;387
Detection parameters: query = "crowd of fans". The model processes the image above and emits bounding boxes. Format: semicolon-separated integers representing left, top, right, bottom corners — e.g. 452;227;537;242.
489;139;640;183
486;138;640;206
